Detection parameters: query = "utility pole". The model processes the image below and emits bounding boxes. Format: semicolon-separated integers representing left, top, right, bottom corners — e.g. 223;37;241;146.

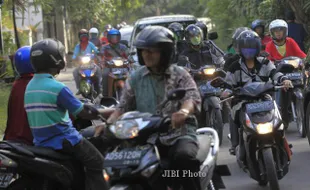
0;1;4;55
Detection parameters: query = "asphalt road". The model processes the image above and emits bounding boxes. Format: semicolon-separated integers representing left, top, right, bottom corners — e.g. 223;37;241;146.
57;68;310;190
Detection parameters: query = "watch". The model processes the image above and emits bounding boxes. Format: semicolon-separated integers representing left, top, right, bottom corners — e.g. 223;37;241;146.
180;108;190;116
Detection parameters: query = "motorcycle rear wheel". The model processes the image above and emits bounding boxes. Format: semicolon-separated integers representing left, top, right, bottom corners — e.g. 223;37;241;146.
262;148;280;190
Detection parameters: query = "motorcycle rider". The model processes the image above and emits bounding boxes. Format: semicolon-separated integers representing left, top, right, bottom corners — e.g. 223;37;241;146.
25;38;108;190
168;22;187;62
72;29;102;96
265;19;306;61
89;27;101;48
4;46;34;145
97;26;202;190
101;24;112;45
224;30;292;155
251;19;272;50
101;28;129;97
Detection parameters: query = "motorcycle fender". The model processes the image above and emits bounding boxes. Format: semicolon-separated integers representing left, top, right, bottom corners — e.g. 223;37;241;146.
110;184;130;190
203;96;221;111
293;88;303;100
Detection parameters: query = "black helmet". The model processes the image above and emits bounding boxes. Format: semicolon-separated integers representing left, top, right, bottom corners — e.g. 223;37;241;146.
78;29;89;39
185;24;203;48
251;19;265;36
232;27;251;53
134;26;175;67
195;21;208;40
30;38;66;72
236;30;261;59
168;22;184;41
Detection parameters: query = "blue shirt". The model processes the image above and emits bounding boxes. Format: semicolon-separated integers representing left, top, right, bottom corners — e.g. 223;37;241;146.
24;74;83;150
72;41;99;59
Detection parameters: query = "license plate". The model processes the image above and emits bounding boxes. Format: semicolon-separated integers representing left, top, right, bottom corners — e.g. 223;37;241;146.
112;68;128;75
246;101;274;114
286;72;302;80
0;173;13;188
104;149;143;167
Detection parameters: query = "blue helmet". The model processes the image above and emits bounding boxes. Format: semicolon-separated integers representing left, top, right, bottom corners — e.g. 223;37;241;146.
14;46;34;74
107;29;121;44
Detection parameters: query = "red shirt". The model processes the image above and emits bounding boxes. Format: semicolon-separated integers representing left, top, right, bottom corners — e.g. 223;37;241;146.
101;37;109;45
265;37;306;61
4;74;34;145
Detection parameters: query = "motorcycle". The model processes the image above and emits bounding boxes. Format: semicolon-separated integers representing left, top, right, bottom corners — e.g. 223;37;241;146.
103;88;230;190
275;56;306;137
77;55;99;102
211;77;292;190
0;99;118;190
105;57;131;100
180;55;226;145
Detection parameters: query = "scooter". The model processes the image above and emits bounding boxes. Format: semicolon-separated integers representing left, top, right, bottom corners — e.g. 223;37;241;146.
103;88;230;190
211;77;292;190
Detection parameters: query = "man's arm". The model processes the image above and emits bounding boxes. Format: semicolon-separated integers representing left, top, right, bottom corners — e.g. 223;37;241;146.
72;45;79;60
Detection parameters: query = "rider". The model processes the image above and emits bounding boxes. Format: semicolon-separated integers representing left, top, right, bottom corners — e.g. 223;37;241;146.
224;30;292;155
101;28;129;97
101;24;112;45
97;26;202;190
4;46;34;145
178;24;224;69
251;19;272;50
167;22;187;62
25;38;108;190
89;27;101;48
72;29;102;96
265;19;306;61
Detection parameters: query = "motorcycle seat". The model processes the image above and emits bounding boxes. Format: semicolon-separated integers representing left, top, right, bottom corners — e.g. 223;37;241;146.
23;145;72;160
196;134;212;163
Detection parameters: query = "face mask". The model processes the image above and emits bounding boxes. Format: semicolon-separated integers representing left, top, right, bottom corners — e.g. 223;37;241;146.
190;35;202;46
241;48;257;59
80;36;88;42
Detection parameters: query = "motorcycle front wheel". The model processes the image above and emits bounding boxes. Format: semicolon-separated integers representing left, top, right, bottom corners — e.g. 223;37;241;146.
295;98;306;137
206;108;223;146
262;148;280;190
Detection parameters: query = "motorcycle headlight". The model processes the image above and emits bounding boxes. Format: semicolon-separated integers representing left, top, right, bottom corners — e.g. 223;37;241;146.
114;60;124;67
80;72;86;77
90;68;96;77
81;56;91;64
109;120;139;139
203;68;215;75
141;163;158;178
256;122;273;134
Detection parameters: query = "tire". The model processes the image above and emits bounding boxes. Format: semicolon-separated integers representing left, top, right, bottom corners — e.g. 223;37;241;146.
305;101;310;146
295;99;306;137
208;108;223;146
262;148;280;190
7;177;35;190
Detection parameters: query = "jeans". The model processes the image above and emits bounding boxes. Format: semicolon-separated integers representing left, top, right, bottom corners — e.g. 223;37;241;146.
73;65;103;94
59;138;108;190
156;138;201;190
102;67;110;96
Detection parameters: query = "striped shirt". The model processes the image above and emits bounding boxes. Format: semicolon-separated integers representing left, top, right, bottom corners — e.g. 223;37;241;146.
24;74;83;149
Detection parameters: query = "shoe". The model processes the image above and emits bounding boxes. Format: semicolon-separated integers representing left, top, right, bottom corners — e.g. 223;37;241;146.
229;146;236;155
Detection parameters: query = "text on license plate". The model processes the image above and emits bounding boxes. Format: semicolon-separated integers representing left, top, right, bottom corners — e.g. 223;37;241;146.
105;150;142;161
286;72;301;78
0;173;13;188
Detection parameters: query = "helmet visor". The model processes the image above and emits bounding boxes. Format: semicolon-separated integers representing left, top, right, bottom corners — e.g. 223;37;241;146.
109;35;120;44
190;35;202;46
90;33;97;38
271;27;286;40
241;48;257;59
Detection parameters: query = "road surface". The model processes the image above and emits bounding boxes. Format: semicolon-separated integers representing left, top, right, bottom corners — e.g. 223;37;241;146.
57;68;310;190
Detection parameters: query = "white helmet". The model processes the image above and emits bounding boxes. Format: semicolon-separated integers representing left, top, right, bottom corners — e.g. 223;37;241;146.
269;19;288;40
89;27;99;34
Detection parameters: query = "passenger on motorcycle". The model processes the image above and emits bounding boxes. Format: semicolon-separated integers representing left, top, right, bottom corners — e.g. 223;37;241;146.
101;24;112;45
265;19;306;61
168;22;187;62
100;26;202;190
4;46;34;145
25;38;108;190
178;24;224;69
72;29;102;96
224;30;292;155
251;19;272;50
100;28;129;97
89;27;102;48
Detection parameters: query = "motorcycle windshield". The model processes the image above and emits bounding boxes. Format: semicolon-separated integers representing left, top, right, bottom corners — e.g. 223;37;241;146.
238;82;273;97
276;56;302;73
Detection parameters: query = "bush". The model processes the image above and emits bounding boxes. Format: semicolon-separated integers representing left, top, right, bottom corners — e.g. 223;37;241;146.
0;82;11;133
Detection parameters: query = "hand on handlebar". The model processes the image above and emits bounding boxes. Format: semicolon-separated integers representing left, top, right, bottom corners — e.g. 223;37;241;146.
171;110;188;129
282;80;293;91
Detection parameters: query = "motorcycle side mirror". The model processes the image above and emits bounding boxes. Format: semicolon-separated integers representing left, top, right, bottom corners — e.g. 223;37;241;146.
214;69;227;78
208;32;218;40
167;88;187;101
